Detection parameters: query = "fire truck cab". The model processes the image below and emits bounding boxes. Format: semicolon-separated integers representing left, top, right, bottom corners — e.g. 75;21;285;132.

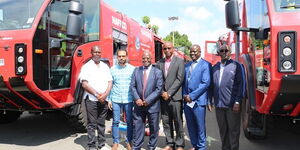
0;0;163;130
225;0;300;139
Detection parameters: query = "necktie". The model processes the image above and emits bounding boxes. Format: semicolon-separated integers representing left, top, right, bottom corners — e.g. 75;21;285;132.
143;67;148;100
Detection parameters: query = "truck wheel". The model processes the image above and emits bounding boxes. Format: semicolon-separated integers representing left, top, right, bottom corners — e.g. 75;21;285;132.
241;97;267;139
67;99;88;133
0;110;22;124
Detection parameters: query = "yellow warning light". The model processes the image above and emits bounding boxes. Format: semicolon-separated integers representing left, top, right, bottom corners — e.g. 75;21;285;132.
35;49;44;54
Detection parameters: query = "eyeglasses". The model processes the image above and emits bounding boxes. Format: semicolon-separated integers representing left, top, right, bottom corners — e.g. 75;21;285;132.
163;47;172;50
219;49;229;53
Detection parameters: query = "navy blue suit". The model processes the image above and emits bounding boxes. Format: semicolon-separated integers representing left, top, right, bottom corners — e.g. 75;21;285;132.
130;65;163;150
212;59;244;107
183;59;212;150
212;59;244;150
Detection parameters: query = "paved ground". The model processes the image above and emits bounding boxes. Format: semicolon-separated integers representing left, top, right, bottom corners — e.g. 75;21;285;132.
0;111;299;150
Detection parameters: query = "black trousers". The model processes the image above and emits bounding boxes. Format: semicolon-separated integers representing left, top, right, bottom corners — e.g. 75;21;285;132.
85;98;108;149
215;107;241;150
161;99;184;148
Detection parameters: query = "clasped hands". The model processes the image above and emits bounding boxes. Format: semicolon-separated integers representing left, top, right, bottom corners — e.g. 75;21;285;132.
96;93;107;104
135;99;149;107
161;92;170;101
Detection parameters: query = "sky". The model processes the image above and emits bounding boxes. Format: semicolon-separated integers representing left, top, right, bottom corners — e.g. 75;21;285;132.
103;0;230;49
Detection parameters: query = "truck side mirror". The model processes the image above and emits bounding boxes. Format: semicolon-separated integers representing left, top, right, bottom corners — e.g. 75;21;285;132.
66;1;83;38
225;0;240;29
50;38;61;49
255;28;269;40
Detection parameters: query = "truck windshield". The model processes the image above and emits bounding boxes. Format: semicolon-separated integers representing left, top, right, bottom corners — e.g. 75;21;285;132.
274;0;300;12
0;0;44;30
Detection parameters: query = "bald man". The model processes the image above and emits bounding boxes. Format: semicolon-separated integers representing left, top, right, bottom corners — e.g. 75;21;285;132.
130;51;163;150
80;45;112;150
183;44;212;150
156;42;185;150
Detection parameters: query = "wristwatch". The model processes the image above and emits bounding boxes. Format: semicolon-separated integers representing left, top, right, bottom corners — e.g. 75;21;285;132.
94;93;99;97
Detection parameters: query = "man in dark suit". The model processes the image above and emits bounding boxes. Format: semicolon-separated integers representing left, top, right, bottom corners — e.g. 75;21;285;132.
130;50;163;150
183;44;211;150
210;43;244;150
156;42;185;150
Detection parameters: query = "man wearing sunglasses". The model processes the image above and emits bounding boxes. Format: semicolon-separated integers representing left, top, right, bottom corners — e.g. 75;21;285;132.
210;44;244;150
156;42;185;150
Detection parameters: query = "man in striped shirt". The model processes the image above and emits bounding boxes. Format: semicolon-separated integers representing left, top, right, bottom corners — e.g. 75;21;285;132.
108;49;135;150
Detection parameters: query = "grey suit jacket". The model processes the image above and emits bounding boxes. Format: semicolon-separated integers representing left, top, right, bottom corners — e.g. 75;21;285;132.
156;56;185;101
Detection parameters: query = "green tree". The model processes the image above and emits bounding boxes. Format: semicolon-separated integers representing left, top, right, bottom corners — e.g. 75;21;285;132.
151;25;159;34
164;31;192;55
142;16;150;27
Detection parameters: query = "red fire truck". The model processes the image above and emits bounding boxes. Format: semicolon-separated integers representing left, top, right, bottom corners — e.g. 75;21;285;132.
0;0;163;131
204;40;219;65
225;0;300;138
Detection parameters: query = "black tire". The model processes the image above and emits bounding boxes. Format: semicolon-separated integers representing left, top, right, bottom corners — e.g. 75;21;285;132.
241;54;267;140
242;96;267;139
0;110;22;124
67;99;88;133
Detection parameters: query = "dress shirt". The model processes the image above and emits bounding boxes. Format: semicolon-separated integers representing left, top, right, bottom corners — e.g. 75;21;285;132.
219;62;226;86
164;55;173;76
143;65;152;80
80;60;112;101
188;57;201;80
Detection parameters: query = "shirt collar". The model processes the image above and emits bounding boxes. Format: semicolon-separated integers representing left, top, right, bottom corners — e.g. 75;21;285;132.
165;55;174;62
193;57;201;63
143;64;152;70
117;63;127;68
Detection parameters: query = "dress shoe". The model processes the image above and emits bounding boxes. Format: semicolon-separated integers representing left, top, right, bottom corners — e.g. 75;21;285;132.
111;143;119;150
127;143;132;150
176;147;184;150
87;147;97;150
162;146;173;150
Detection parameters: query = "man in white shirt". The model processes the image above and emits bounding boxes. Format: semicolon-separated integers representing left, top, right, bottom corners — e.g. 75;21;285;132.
80;45;112;150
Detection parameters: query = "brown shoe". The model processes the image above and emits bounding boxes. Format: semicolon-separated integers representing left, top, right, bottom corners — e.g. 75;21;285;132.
111;143;119;150
126;143;132;150
162;146;173;150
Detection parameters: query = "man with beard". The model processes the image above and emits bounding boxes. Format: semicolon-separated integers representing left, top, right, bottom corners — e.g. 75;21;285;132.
80;45;112;150
108;49;135;150
183;44;212;150
130;50;163;150
156;42;185;150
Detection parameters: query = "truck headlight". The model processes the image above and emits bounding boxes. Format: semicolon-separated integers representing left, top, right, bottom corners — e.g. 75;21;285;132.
17;56;24;63
17;66;24;73
282;61;292;70
282;47;292;56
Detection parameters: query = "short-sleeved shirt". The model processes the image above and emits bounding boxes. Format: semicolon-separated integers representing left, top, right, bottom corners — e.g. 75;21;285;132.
108;63;135;103
79;60;112;101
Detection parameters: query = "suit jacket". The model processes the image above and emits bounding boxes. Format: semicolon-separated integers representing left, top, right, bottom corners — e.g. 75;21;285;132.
156;56;185;101
212;59;244;108
130;65;163;113
183;58;212;106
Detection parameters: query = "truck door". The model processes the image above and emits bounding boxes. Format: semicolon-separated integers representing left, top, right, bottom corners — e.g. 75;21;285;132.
33;0;81;90
112;29;127;65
